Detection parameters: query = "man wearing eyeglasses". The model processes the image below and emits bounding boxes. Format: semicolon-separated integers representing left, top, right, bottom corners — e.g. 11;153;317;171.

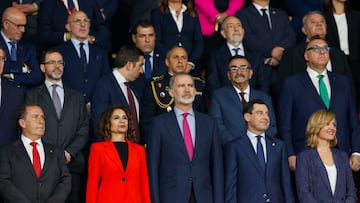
278;36;360;173
25;49;89;203
208;55;277;145
0;7;42;91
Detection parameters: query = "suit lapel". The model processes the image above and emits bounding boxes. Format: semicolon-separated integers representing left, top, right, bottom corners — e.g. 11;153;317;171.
13;140;38;178
109;74;130;109
239;136;265;177
249;4;270;33
313;150;333;194
104;141;125;173
192;112;204;161
39;84;60;119
300;72;326;107
41;143;56;177
332;150;343;196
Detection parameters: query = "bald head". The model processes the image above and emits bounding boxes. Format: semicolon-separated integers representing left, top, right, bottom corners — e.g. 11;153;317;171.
2;7;26;41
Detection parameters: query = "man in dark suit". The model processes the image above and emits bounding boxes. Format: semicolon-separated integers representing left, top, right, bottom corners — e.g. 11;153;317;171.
0;104;71;202
141;46;206;143
0;46;24;146
131;20;167;96
37;0;111;52
236;0;296;94
55;11;111;116
25;49;89;203
224;99;293;203
91;45;144;142
147;72;223;203
0;7;42;91
278;36;360;172
208;55;277;145
277;11;353;97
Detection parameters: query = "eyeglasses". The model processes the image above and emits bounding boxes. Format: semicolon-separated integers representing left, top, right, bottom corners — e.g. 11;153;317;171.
0;56;6;62
228;65;251;72
70;18;91;25
306;45;331;53
5;19;27;29
43;60;65;66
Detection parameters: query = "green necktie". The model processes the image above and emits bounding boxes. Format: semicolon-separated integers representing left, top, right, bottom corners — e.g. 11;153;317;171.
317;75;330;109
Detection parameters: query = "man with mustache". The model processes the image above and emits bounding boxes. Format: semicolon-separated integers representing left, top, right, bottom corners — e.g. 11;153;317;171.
25;49;89;203
208;55;277;145
147;72;223;203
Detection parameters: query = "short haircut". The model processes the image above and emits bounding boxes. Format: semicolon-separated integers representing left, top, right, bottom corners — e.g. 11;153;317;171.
306;109;337;148
165;46;187;59
228;55;251;68
16;104;41;121
305;35;328;51
40;48;62;63
243;99;267;116
131;20;155;35
113;45;144;68
302;10;325;26
169;72;194;89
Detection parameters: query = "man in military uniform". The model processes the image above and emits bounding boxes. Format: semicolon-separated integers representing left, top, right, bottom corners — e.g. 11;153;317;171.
141;46;206;143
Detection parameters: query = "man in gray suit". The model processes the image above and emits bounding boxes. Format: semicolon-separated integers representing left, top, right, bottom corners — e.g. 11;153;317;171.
25;49;89;203
0;104;71;202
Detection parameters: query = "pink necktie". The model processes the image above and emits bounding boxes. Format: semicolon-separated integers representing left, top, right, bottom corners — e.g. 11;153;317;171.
183;113;194;160
30;142;41;178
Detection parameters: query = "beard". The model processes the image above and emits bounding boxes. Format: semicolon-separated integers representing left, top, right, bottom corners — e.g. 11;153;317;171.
174;93;195;105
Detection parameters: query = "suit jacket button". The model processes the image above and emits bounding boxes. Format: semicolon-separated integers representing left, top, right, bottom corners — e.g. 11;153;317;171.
188;177;193;181
121;177;126;182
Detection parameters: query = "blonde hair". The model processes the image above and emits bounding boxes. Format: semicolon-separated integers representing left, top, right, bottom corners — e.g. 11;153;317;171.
306;109;337;148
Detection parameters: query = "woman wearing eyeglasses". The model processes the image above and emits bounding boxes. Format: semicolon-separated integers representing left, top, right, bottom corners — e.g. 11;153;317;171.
295;109;356;203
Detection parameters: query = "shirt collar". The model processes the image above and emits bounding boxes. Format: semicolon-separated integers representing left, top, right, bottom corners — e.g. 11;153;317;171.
44;80;63;89
70;38;89;47
21;134;42;146
174;106;194;117
227;43;245;52
306;67;328;79
247;130;265;140
169;4;187;14
112;69;127;84
233;84;250;94
252;3;269;12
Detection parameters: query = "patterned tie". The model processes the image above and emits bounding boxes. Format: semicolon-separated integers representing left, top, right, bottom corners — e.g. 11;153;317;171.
239;92;246;108
256;135;266;173
183;113;194;161
125;82;140;143
144;54;152;79
30;142;41;178
317;75;330;109
232;48;240;56
9;41;16;61
261;8;271;30
79;43;87;67
52;84;62;118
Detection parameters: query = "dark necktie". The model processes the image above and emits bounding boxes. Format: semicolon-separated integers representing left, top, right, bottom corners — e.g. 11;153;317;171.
30;142;41;178
79;43;87;66
256;135;266;173
232;48;240;56
261;8;271;30
52;84;62;118
239;92;246;108
68;0;74;11
125;82;140;143
144;54;152;79
183;113;194;161
317;75;330;109
9;41;16;61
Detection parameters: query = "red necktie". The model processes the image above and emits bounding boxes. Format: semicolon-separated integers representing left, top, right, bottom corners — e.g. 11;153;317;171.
125;82;140;143
239;92;246;108
183;113;194;160
30;142;41;178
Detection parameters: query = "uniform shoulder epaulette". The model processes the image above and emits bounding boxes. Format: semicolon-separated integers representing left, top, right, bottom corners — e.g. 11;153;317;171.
193;77;205;84
151;75;164;81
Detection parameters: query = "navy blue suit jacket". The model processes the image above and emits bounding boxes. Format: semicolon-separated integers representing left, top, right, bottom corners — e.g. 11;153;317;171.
147;110;224;203
0;79;24;146
224;134;293;203
55;41;111;103
132;47;167;97
38;0;111;51
91;72;141;140
0;36;42;90
208;86;277;145
296;148;356;203
151;8;203;74
235;4;295;59
278;71;360;156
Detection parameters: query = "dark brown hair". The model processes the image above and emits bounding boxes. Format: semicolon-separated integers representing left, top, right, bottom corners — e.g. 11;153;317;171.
159;0;196;17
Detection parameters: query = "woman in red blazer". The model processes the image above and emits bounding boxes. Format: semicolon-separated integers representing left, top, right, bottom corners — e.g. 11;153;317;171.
86;105;150;203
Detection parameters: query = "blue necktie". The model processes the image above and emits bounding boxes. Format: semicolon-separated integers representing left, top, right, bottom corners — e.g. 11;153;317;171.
9;41;16;61
257;136;266;173
232;48;240;56
79;43;87;66
68;0;74;11
261;9;271;30
145;54;152;79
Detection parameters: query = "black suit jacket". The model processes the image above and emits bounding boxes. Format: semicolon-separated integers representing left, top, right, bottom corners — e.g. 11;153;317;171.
0;140;71;203
25;84;89;173
0;79;24;146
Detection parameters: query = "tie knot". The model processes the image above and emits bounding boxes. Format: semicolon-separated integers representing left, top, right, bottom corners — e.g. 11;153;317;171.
124;82;130;87
145;54;151;60
240;92;245;96
183;112;189;118
317;74;324;80
80;42;84;48
232;48;240;55
8;41;16;47
261;8;267;14
30;142;38;147
257;135;262;142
